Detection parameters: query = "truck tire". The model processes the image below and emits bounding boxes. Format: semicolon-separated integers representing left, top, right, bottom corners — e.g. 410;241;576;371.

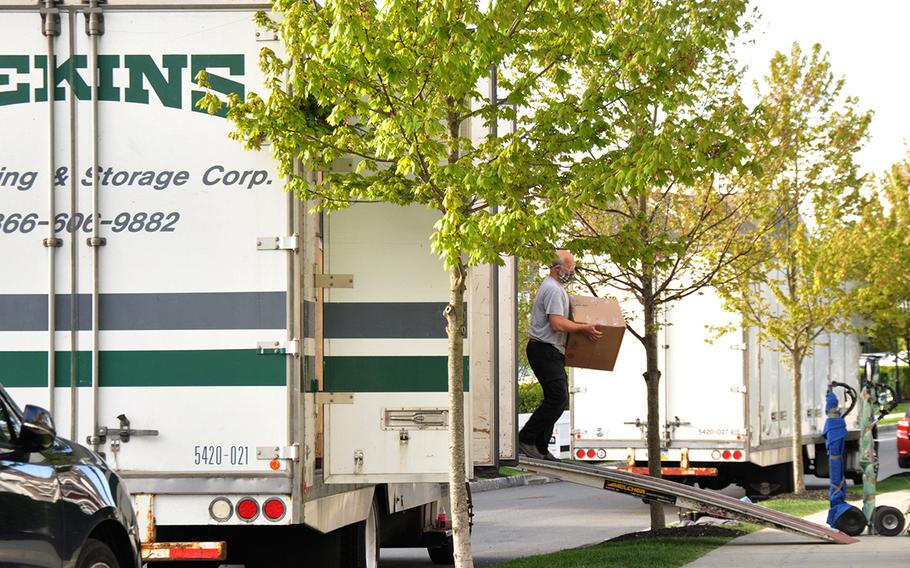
899;455;910;469
76;539;120;568
426;535;455;565
347;498;380;568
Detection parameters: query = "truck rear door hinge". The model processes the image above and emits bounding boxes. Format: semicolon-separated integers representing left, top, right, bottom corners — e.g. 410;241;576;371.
257;339;299;356
730;385;747;394
256;444;299;462
257;235;299;252
569;386;586;394
314;273;354;288
316;392;354;405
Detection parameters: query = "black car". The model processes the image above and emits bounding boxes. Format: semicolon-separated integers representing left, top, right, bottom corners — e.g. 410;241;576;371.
0;386;140;568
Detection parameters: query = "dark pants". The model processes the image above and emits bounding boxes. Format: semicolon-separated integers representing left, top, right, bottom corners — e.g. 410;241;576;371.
519;340;568;454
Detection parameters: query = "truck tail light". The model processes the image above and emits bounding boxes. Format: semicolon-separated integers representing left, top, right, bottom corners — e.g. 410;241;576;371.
586;449;596;458
263;498;286;521
576;449;585;459
733;450;743;460
208;497;233;522
722;450;731;460
236;498;259;521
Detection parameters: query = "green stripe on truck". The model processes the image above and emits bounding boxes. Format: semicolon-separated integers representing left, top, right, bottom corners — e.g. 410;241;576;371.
323;356;470;392
0;350;285;387
0;352;470;391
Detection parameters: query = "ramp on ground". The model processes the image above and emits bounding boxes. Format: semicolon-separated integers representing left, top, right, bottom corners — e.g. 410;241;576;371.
518;457;857;544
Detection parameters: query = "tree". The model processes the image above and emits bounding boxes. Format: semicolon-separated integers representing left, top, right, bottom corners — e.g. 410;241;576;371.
855;154;910;401
554;5;762;528
517;256;543;382
197;1;671;564
713;43;872;495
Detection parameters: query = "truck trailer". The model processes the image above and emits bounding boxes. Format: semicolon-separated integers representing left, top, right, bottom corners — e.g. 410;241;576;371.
0;2;518;565
570;284;862;497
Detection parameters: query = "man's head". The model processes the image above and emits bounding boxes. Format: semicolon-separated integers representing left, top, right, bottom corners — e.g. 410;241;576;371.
550;249;576;285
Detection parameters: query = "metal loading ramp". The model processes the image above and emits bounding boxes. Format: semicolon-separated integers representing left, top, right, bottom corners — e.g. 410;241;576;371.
518;457;858;544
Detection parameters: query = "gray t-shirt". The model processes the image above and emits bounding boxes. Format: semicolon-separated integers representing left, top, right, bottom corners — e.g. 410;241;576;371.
529;276;570;353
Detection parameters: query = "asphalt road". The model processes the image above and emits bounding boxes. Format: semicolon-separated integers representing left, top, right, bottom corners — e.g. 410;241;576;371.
380;425;906;567
380;480;657;567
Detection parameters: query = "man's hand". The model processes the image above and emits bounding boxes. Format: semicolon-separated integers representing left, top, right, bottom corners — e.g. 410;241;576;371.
581;324;603;342
548;315;603;341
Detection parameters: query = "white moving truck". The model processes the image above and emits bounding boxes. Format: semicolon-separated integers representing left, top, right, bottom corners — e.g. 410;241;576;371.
571;285;862;497
0;2;517;565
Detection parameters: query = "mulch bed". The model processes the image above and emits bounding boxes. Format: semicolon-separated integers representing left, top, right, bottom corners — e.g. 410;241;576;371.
605;525;745;543
765;489;830;501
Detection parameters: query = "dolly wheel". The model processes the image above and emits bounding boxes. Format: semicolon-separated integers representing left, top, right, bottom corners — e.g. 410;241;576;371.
834;506;867;537
872;506;906;536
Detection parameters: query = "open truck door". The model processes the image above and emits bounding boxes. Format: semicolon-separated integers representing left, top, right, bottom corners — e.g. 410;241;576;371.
317;202;517;483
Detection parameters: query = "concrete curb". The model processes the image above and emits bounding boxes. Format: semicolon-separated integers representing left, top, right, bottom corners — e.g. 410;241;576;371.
469;473;557;493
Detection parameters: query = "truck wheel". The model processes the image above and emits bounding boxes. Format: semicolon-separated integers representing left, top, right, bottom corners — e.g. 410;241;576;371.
872;506;906;536
346;498;380;568
426;535;455;565
76;539;120;568
898;455;910;469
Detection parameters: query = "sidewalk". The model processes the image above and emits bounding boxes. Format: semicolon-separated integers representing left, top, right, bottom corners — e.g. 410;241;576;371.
469;472;555;493
684;490;910;568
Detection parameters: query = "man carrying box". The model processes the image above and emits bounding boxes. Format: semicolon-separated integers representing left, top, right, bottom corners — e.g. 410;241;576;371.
518;250;602;461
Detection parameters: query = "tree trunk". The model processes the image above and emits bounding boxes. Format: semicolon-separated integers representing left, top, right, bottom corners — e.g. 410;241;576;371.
444;262;473;567
642;289;665;529
895;359;902;403
790;350;805;495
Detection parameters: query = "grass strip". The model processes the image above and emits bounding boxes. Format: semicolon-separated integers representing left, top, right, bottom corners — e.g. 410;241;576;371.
498;466;525;477
488;536;736;568
879;401;908;425
488;474;909;566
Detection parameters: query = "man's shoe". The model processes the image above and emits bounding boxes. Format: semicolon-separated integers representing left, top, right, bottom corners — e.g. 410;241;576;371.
542;451;561;462
518;441;546;459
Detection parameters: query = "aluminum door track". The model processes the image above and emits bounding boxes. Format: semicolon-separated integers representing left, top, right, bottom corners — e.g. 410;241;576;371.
518;457;857;544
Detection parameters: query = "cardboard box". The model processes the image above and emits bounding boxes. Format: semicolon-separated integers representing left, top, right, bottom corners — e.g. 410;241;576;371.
565;295;626;371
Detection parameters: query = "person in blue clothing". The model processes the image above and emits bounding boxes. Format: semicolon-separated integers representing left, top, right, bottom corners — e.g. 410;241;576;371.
518;249;602;461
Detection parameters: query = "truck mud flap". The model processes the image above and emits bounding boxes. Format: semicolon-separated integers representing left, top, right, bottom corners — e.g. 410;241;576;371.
518;457;858;544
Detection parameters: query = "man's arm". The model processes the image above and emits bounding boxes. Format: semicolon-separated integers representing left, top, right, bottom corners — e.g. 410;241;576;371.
548;314;603;341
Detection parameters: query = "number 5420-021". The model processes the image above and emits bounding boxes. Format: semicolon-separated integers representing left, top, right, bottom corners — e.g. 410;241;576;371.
194;445;249;466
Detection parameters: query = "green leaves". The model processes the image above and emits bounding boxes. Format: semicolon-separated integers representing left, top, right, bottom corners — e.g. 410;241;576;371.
714;42;872;358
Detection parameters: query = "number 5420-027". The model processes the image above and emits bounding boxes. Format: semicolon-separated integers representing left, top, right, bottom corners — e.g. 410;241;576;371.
193;445;250;466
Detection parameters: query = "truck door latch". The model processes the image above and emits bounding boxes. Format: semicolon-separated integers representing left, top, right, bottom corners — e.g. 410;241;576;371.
664;416;691;442
87;414;159;445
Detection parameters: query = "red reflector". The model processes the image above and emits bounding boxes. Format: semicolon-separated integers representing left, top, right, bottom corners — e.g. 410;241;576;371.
721;450;731;460
168;546;224;560
576;449;585;459
586;449;596;458
733;450;742;460
263;498;286;521
142;542;226;562
236;498;259;521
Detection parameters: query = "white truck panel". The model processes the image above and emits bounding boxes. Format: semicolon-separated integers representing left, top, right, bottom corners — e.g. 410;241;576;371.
663;290;745;443
325;392;470;484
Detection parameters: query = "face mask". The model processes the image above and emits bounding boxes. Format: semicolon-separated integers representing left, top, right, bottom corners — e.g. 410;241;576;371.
558;268;575;284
